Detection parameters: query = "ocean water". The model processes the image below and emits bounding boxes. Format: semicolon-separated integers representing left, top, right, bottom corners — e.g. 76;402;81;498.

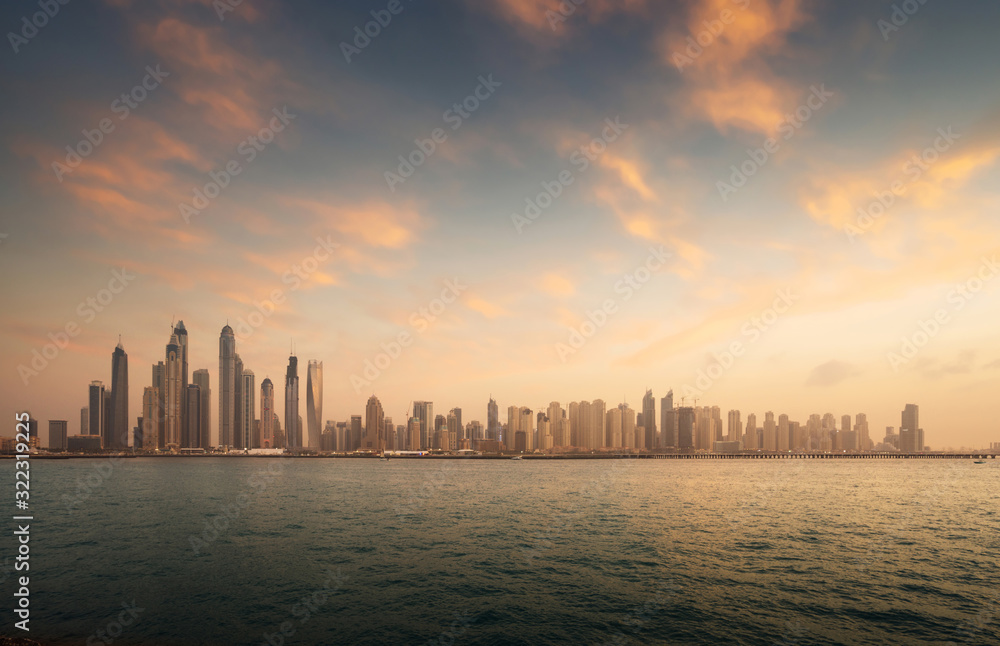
6;457;999;645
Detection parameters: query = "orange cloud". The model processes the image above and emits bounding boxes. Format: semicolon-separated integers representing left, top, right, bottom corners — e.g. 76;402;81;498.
663;0;811;136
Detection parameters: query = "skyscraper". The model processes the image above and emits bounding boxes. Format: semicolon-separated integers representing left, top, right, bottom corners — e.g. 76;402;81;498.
727;410;741;443
307;360;323;450
240;369;255;450
186;384;202;450
678;406;695;450
413;401;433;450
763;411;776;452
233;354;244;450
173;321;189;449
365;395;385;451
900;404;919;453
260;378;274;448
141;386;159;451
80;406;89;435
109;341;128;450
743;413;757;450
642;389;656;449
487;397;500;442
164;331;183;448
152;361;166;448
219;325;237;449
48;420;68;451
88;381;104;440
192;369;211;449
285;354;300;449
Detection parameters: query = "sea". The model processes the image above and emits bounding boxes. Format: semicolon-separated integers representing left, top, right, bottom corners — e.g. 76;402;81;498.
5;457;999;645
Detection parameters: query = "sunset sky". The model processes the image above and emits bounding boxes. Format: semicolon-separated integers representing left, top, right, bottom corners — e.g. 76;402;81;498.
2;0;999;449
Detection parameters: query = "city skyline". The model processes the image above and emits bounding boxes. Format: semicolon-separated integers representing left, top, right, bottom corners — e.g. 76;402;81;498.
22;326;960;453
3;1;1000;450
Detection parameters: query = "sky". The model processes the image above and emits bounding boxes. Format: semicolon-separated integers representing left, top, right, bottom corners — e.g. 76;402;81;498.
2;0;999;450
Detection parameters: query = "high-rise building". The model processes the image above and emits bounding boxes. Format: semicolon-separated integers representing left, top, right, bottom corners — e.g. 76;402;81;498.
109;341;128;450
240;369;255;450
660;393;675;448
519;407;533;451
173;321;189;450
744;413;757;450
141;386;159;450
413;401;433;450
192;369;211;449
88;381;104;440
777;414;790;452
48;420;68;451
446;412;459;451
285;355;300;449
899;404;919;452
762;411;776;452
677;407;695;449
307;360;323;450
365;395;385;451
260;378;275;448
727;410;741;444
407;417;421;451
350;415;362;451
642;389;656;449
164;331;183;448
80;406;89;435
152;361;166;448
233;354;244;451
606;407;623;448
487;397;499;442
218;325;237;449
186;384;202;450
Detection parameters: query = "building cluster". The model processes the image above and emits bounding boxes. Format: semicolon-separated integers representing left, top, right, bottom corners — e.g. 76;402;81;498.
26;326;931;455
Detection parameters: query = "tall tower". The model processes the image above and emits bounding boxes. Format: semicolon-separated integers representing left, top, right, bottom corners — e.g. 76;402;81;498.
141;387;159;450
233;354;244;450
164;331;183;448
412;401;433;450
192;369;211;449
260;378;274;448
307;360;323;450
88;381;104;440
285;354;299;449
173;321;189;447
642;389;656;449
240;369;255;450
186;384;201;450
110;341;128;449
900;405;918;452
487;397;499;442
365;395;385;451
219;325;237;450
762;411;776;452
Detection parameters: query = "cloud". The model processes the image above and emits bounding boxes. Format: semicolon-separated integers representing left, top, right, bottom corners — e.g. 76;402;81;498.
805;360;861;387
662;0;812;136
